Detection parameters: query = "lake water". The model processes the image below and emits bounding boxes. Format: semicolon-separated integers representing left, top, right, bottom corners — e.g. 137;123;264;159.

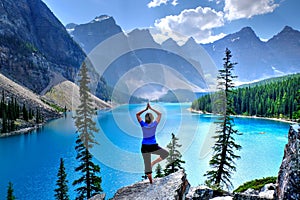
0;103;290;199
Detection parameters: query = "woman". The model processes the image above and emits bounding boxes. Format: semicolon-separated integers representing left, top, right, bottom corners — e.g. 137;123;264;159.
136;102;169;184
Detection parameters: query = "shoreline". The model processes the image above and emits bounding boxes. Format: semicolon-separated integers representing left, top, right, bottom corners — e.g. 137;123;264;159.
188;108;298;124
0;124;44;138
0;113;63;138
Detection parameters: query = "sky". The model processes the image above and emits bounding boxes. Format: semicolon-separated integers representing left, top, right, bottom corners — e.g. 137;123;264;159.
42;0;300;44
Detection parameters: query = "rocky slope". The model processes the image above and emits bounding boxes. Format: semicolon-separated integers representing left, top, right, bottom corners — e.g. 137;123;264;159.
43;80;111;111
0;73;60;122
0;0;85;94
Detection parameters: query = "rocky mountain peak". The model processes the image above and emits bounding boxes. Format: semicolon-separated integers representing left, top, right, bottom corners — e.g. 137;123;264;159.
91;15;112;23
161;37;180;50
70;15;122;53
268;25;300;42
230;26;260;42
282;25;296;33
127;28;160;48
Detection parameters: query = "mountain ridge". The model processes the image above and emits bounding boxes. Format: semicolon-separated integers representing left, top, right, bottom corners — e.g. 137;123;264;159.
66;17;300;86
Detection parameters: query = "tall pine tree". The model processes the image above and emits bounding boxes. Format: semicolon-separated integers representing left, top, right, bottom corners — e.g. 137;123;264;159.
73;62;102;199
7;182;16;200
164;133;185;176
54;158;69;200
204;48;241;190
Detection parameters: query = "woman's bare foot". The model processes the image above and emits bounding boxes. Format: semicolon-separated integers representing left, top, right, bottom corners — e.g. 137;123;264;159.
147;173;153;184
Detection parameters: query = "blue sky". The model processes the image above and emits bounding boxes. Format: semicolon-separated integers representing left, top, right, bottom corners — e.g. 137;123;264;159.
42;0;300;43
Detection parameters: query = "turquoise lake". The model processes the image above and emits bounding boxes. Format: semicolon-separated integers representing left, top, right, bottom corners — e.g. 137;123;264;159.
0;103;290;199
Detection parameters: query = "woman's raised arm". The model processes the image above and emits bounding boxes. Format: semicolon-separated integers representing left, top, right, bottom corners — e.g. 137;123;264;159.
148;103;162;123
136;104;148;122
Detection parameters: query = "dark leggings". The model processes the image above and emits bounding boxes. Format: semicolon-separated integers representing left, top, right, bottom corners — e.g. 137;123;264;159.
141;144;169;174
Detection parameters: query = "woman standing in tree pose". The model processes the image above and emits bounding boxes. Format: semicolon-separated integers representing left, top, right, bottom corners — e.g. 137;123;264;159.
136;103;169;184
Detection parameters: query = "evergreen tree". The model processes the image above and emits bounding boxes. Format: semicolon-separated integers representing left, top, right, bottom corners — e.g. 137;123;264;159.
192;73;300;119
73;62;102;199
35;108;40;124
2;110;7;133
164;133;185;176
293;89;300;122
204;48;241;190
54;158;69;200
29;108;33;120
154;164;164;178
22;103;28;121
7;182;16;200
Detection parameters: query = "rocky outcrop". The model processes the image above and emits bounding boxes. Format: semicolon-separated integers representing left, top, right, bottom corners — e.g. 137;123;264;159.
112;170;190;200
274;124;300;200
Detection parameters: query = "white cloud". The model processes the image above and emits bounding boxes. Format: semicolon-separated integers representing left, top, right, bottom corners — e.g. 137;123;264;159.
154;6;225;43
147;0;178;8
224;0;279;20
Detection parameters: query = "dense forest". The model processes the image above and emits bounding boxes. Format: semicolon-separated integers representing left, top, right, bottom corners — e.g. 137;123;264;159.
0;91;42;133
191;73;300;120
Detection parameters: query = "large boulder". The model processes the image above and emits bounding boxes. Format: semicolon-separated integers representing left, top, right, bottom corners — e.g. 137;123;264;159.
274;124;300;200
112;170;190;200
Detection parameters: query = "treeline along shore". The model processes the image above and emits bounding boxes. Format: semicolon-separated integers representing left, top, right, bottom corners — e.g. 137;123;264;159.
191;73;300;121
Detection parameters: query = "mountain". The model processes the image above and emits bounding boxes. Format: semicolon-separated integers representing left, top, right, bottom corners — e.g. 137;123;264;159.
0;0;86;94
66;17;300;100
203;26;300;81
67;19;210;101
266;26;300;73
67;15;123;53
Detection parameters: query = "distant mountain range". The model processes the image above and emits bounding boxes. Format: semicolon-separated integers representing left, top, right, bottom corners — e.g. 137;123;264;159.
203;26;300;82
67;16;216;101
67;16;300;86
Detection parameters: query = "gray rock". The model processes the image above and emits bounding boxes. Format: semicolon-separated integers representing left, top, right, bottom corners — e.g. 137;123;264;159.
244;188;257;195
88;193;105;200
186;185;214;200
112;170;190;200
274;124;300;200
261;183;276;193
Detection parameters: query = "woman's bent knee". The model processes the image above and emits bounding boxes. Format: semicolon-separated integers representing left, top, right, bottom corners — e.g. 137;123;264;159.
161;149;169;160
